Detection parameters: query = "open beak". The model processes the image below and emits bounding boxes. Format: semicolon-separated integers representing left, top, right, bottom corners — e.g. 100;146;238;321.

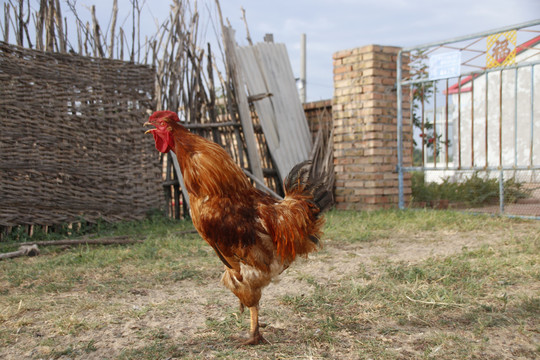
143;121;154;134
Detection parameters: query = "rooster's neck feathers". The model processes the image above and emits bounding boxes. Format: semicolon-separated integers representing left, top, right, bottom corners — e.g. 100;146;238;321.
169;125;253;198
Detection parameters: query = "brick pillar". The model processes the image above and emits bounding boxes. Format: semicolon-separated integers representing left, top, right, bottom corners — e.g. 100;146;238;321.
332;45;411;210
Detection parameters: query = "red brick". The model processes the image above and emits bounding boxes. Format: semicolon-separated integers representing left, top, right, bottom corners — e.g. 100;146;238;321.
334;65;353;74
333;49;353;60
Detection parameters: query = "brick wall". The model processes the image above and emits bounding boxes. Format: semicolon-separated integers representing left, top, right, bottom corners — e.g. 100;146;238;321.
332;45;412;210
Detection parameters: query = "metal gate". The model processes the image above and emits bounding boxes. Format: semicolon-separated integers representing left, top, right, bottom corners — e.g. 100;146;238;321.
397;20;540;219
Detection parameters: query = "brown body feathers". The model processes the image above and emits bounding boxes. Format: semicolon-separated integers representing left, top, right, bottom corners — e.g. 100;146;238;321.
145;111;330;344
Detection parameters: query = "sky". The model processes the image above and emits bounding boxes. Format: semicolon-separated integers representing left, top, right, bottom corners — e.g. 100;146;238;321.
3;0;540;101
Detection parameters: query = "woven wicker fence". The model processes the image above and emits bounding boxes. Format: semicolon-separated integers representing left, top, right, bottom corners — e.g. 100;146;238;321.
0;41;163;227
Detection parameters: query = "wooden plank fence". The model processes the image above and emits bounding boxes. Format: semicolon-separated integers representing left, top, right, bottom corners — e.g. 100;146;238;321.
237;41;313;182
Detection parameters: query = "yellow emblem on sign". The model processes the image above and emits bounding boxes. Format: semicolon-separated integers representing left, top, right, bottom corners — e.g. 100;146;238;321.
486;30;516;68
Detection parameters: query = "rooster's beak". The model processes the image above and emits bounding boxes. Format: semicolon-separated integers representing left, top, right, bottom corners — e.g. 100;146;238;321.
143;121;154;134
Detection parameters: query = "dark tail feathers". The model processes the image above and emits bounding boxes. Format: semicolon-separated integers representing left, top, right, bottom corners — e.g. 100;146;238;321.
283;160;334;214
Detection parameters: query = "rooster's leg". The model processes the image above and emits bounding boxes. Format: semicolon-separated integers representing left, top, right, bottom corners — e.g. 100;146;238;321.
241;306;268;345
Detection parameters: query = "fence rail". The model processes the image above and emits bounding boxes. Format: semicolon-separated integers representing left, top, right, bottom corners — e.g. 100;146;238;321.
397;20;540;218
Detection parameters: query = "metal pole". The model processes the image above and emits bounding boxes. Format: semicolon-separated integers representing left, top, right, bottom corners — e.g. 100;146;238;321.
402;19;540;52
458;75;462;169
445;78;449;167
397;50;404;209
471;77;475;167
433;81;437;167
531;65;535;169
299;33;306;103
499;169;505;215
499;70;503;168
400;59;540;86
514;67;519;167
485;71;489;168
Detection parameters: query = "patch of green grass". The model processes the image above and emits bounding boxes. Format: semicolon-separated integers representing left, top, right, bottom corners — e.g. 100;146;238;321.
39;339;99;360
0;216;212;296
205;310;246;340
323;208;521;243
352;338;401;360
280;226;539;356
49;345;77;359
1;210;538;359
117;340;187;360
413;332;490;360
516;296;540;316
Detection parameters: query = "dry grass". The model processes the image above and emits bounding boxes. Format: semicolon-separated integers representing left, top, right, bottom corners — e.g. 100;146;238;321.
1;210;539;359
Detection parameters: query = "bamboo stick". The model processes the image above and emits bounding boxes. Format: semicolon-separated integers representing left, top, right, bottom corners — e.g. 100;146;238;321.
17;0;23;46
54;0;65;52
76;15;82;53
240;7;253;46
90;5;103;57
108;0;118;58
119;26;124;59
84;21;89;55
3;3;9;42
45;0;54;51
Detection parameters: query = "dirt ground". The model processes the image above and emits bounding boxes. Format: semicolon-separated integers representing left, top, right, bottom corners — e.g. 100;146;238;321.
1;222;539;359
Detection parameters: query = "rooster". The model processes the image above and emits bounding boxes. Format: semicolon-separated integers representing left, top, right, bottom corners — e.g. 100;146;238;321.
144;110;331;345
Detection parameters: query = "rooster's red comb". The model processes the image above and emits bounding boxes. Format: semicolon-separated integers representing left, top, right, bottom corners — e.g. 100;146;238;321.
150;110;180;123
